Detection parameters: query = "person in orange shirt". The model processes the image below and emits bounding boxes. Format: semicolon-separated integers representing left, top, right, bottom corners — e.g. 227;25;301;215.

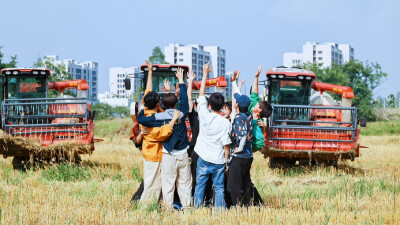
138;60;182;204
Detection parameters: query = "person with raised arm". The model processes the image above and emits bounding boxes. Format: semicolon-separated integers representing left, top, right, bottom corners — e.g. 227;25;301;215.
227;69;254;207
137;67;191;209
135;60;181;205
249;66;272;152
186;71;214;205
193;62;232;210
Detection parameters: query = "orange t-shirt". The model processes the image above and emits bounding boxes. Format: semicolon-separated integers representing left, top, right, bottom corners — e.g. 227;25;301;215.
141;90;172;162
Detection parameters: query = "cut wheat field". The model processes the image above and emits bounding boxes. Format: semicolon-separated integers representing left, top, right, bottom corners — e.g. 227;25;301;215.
0;119;399;224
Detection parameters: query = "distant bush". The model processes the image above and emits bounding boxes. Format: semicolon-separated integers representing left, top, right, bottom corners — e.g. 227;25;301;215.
91;103;130;120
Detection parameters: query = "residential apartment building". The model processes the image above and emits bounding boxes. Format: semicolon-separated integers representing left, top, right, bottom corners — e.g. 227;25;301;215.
109;67;141;98
164;43;228;97
45;55;98;100
283;42;354;68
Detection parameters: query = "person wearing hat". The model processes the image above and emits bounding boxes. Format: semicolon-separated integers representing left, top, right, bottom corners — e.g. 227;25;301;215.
227;75;254;206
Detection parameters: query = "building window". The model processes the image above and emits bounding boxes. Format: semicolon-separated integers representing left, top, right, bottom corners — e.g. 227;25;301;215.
83;70;86;74
318;57;323;60
92;71;96;75
76;68;81;74
179;52;183;56
318;51;322;54
179;59;183;62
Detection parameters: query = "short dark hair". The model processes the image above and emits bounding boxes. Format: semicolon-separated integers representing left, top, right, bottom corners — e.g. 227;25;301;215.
238;105;248;113
195;96;208;107
223;101;232;112
208;93;224;112
161;93;178;109
259;101;272;118
144;91;160;109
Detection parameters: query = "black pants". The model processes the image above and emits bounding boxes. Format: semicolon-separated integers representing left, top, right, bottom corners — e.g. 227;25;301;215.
228;157;253;206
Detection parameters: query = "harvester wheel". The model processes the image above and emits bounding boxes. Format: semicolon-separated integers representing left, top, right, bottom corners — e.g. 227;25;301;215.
12;157;30;170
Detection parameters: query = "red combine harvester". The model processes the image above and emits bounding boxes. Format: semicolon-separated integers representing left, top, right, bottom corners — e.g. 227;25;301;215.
0;68;98;168
262;67;366;168
124;64;227;142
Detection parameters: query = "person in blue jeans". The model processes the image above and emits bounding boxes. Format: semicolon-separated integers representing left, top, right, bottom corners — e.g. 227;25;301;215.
193;62;232;210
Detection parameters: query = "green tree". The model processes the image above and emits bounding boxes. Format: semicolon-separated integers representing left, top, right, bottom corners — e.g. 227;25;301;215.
33;56;75;97
33;56;73;82
113;106;130;117
0;46;17;70
387;94;397;108
91;103;113;120
91;103;130;120
148;46;168;64
303;60;387;121
132;86;143;102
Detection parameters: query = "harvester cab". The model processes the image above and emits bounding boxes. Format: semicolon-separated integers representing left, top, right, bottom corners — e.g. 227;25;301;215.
0;68;97;169
261;67;362;168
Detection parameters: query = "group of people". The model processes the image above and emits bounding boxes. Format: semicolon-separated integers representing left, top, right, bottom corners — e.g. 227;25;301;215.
129;60;272;210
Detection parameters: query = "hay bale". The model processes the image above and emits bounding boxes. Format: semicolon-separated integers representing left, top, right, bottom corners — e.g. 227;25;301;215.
0;130;92;158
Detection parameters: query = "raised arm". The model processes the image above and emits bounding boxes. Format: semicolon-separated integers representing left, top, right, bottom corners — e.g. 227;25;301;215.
238;79;246;93
175;67;189;116
231;70;240;119
187;70;196;112
145;60;153;91
252;66;262;94
200;62;212;96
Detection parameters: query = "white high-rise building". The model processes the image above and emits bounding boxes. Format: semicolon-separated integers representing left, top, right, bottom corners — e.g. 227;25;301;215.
109;67;141;98
164;43;228;97
283;42;354;68
45;55;98;100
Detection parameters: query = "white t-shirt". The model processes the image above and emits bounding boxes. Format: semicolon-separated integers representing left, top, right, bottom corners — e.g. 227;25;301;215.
194;96;232;164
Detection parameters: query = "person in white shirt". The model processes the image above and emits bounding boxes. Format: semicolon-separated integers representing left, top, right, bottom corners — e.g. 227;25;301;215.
193;62;232;210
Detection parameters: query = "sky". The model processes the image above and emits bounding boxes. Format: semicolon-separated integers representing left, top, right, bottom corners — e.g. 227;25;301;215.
0;0;399;97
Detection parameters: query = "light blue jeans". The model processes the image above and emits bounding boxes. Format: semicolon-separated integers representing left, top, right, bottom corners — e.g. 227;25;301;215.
193;156;226;209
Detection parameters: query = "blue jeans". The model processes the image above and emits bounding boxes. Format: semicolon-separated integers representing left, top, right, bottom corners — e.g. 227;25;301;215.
194;156;226;209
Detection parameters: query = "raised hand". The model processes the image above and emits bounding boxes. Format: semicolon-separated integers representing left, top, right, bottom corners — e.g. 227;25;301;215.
175;67;184;83
203;62;212;75
187;70;196;82
145;60;153;71
231;70;240;82
163;79;171;93
255;66;262;77
238;79;247;91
